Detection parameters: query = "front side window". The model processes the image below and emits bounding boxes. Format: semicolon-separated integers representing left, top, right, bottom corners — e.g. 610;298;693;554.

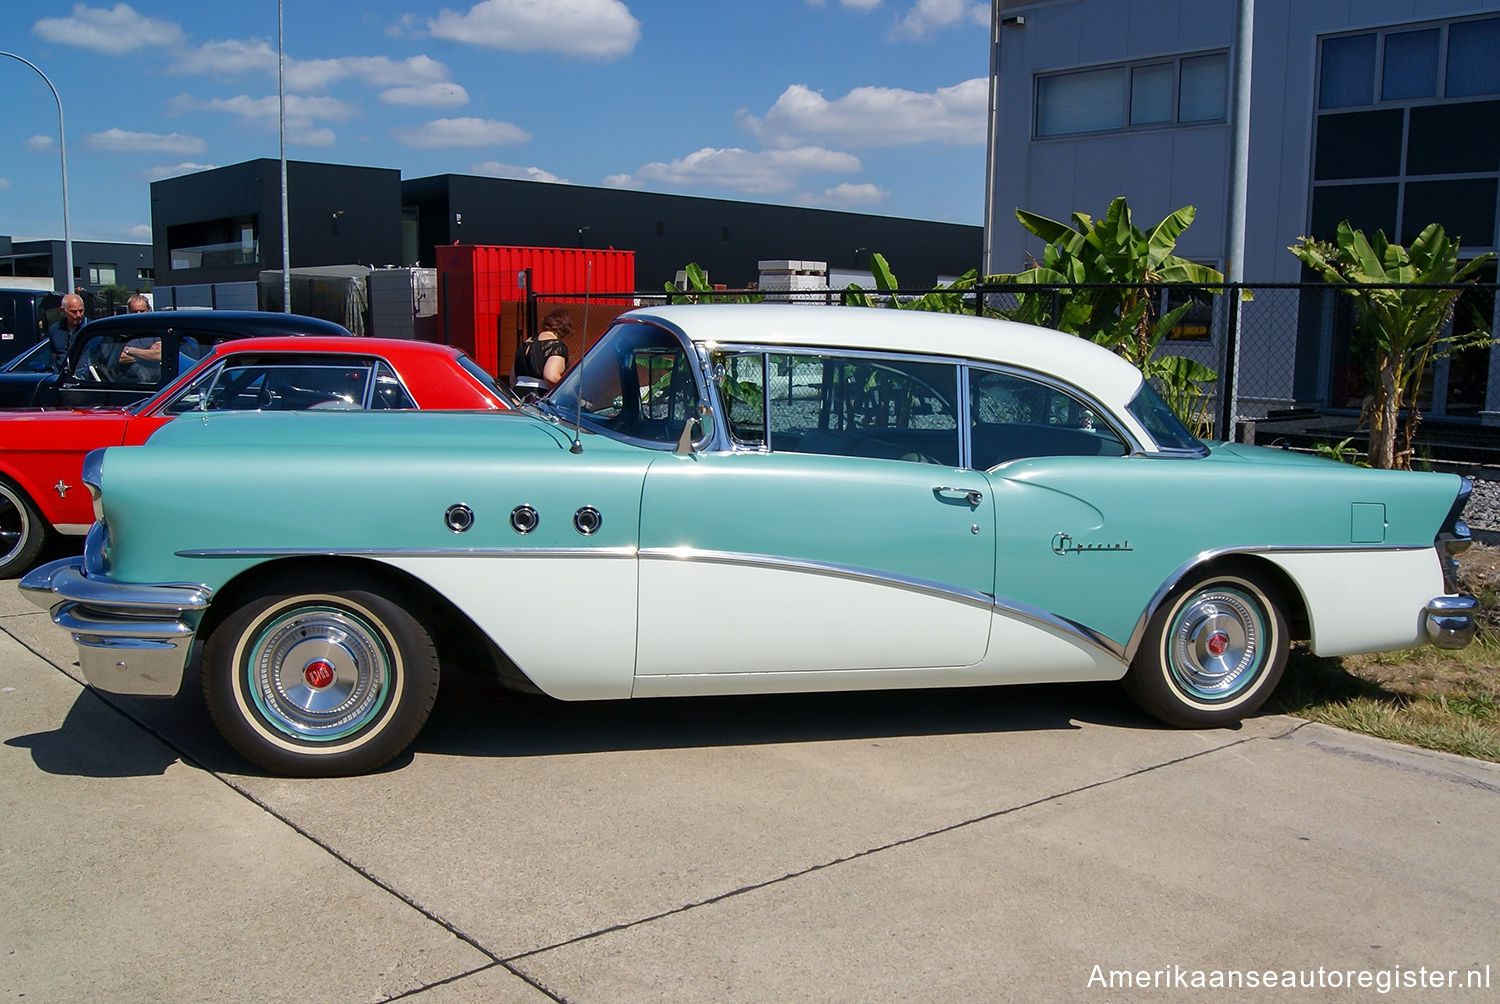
73;331;166;388
550;322;703;446
162;359;381;414
970;369;1126;469
720;350;960;466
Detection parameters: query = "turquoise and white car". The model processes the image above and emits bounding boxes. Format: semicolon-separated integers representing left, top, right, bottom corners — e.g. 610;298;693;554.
22;305;1477;776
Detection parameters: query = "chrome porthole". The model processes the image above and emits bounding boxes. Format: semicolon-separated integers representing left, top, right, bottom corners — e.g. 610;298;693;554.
444;503;475;534
510;504;539;534
573;506;602;536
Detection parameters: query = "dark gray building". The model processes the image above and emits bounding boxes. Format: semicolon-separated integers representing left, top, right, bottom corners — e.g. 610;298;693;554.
0;235;154;297
153;159;982;294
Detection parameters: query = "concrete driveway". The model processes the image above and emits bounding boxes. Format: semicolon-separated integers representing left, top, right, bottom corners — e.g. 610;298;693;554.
2;579;1496;1002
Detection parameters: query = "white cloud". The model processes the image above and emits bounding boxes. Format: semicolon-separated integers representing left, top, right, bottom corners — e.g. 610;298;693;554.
172;42;464;98
615;146;862;195
806;0;883;9
86;128;208;155
32;3;186;53
169;93;360;125
286;54;452;93
0;179;10;192
472;161;570;183
744;78;987;148
888;0;987;40
289;127;337;147
391;117;531;148
602;173;641;189
26;135;56;154
804;182;889;208
170;37;276;76
140;162;219;182
128;224;152;239
381;82;470;108
427;0;641;59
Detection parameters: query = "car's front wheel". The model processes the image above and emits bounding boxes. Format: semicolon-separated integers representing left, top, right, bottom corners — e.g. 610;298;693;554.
202;571;440;776
1123;566;1288;728
0;479;49;579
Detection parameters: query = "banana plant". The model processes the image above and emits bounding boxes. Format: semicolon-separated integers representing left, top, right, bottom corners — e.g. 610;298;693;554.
1289;222;1494;469
841;253;978;313
988;197;1222;430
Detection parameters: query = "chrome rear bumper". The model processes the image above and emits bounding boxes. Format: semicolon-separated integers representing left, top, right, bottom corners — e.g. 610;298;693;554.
20;557;211;697
1424;594;1478;650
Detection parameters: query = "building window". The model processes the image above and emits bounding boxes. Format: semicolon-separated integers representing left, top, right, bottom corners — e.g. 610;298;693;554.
168;215;260;270
137;267;155;281
1035;51;1228;138
1311;16;1500;252
87;263;117;286
1319;16;1500;110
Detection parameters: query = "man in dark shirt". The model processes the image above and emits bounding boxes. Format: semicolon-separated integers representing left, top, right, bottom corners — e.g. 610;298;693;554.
47;293;86;370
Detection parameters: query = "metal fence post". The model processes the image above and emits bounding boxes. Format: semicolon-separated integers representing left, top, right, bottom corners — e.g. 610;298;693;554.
1218;282;1241;441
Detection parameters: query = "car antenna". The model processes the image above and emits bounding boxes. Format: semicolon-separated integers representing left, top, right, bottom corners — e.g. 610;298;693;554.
569;258;591;454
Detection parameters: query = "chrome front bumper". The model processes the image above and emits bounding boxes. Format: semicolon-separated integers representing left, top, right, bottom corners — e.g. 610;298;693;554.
1424;594;1478;650
20;557;212;697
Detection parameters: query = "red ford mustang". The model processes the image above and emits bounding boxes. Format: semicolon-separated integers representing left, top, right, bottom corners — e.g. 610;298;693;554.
0;336;516;576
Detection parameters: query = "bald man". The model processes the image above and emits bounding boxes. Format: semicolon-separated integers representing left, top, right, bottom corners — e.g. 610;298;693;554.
47;293;87;369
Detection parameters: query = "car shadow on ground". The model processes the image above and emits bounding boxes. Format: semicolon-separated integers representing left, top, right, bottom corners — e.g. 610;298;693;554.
11;661;1192;779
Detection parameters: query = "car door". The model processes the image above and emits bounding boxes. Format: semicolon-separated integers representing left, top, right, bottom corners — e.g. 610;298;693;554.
634;349;995;690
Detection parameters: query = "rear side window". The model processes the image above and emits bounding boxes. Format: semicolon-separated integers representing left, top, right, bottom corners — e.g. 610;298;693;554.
164;359;385;413
969;368;1125;468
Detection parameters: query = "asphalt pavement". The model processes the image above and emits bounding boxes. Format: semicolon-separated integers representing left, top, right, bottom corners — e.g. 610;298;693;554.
2;579;1497;1002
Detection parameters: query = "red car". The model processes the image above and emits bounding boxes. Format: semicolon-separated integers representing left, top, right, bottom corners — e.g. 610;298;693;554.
0;336;516;576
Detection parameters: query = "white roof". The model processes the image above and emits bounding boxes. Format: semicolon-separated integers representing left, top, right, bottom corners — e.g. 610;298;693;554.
624;303;1148;415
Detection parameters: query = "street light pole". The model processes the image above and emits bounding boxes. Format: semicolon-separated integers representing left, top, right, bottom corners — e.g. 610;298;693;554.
1;51;74;295
278;0;291;312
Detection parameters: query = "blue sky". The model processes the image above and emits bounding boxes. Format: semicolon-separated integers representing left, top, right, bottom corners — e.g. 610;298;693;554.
0;0;991;245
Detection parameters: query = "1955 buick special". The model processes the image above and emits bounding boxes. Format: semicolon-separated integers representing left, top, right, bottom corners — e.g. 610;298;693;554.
22;305;1477;776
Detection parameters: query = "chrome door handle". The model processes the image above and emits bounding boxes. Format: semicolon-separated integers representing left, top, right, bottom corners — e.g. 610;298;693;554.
934;486;984;506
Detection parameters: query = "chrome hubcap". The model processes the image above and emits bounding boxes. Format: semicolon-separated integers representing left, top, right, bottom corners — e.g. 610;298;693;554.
0;490;25;562
248;606;391;740
1167;586;1263;699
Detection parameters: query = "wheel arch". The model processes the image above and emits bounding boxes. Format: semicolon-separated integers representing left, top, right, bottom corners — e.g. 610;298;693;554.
1126;550;1310;663
198;555;540;694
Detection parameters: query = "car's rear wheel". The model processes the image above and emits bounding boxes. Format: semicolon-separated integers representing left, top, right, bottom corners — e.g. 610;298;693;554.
0;479;49;578
1123;566;1288;728
202;571;439;776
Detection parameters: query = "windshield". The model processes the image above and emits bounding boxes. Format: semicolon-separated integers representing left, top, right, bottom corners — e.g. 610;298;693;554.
548;321;704;446
1128;383;1206;454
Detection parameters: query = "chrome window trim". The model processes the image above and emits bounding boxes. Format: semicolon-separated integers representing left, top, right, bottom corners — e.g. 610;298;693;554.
562;318;713;451
1122;543;1437;662
699;342;1148;465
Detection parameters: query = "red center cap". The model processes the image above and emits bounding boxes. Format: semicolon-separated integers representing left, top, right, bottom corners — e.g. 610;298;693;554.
1206;631;1230;657
304;660;336;689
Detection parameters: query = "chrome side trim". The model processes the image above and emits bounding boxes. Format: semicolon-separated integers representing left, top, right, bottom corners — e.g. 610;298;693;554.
174;545;640;559
1122;543;1435;663
638;546;995;608
1425;594;1477;650
639;546;1128;662
54;523;93;536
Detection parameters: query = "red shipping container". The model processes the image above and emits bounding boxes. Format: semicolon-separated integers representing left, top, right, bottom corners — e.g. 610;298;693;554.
436;245;635;376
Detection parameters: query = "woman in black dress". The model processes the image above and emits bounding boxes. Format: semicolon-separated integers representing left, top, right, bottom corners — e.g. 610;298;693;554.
512;308;572;395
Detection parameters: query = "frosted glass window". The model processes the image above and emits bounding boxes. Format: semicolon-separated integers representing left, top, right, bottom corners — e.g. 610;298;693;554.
1037;67;1127;136
1320;34;1376;108
1446;18;1500;97
1131;64;1174;124
1382;29;1438;100
1179;53;1228;122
